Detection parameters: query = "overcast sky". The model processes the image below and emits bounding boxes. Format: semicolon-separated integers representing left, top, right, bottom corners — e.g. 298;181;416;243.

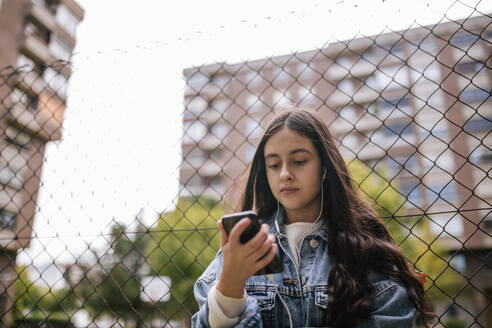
16;0;492;274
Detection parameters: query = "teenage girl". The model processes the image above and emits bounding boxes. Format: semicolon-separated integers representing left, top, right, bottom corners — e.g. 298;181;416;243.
192;108;431;327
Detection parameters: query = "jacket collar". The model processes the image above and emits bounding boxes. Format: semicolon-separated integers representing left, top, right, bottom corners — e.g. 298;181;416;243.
265;204;329;242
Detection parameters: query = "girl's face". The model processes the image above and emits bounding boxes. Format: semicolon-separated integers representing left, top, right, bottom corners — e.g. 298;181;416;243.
264;127;323;223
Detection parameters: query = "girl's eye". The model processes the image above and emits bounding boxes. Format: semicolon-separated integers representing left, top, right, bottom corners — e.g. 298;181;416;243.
294;160;307;165
267;163;279;169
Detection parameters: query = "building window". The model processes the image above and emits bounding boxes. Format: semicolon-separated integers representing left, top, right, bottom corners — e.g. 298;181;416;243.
464;116;492;133
185;96;207;116
243;70;262;87
376;65;409;88
337;79;353;95
387;154;419;177
383;122;415;144
32;0;59;14
24;19;51;43
210;121;228;139
0;294;5;314
210;98;230;114
450;31;480;48
11;87;38;111
369;96;411;119
339;106;357;123
482;212;492;230
416;38;436;53
184;121;207;142
17;54;35;70
426;183;458;204
486;30;492;42
0;161;24;190
272;91;292;108
17;53;45;74
187;72;209;93
184;149;205;168
49;35;72;62
209;148;224;163
296;62;317;81
272;66;290;83
5;126;30;150
212;75;229;89
298;88;317;105
245;119;263;138
363;75;375;89
459;88;490;104
411;63;441;83
0;208;16;229
455;61;485;75
399;181;423;206
335;55;352;68
340;133;358;149
429;213;464;238
389;41;404;57
384;97;411;116
245;144;256;162
450;254;466;272
56;4;79;36
44;67;69;98
470;146;492;165
245;94;262;113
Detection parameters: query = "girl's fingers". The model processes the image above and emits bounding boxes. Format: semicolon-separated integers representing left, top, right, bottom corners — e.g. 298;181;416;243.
248;234;274;262
217;220;228;248
244;224;269;254
228;217;251;246
254;243;278;272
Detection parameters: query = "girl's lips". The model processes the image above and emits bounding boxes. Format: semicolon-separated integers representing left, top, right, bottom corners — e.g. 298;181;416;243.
281;188;299;195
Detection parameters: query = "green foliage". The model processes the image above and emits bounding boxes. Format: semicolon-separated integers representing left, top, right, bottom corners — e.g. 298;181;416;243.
147;196;222;318
12;266;74;327
347;160;411;246
347;159;461;302
444;317;467;328
75;223;154;325
12;311;73;328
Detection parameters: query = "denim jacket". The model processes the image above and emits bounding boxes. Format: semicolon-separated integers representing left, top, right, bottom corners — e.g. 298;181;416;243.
192;207;417;328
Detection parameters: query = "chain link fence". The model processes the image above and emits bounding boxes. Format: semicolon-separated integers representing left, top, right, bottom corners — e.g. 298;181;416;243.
1;3;492;328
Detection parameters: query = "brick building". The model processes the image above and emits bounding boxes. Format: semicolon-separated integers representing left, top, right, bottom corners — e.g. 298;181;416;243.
0;0;84;324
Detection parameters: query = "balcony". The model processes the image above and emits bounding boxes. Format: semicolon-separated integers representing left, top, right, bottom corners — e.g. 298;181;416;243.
197;160;222;177
22;34;54;64
29;2;57;31
199;135;221;151
7;96;64;141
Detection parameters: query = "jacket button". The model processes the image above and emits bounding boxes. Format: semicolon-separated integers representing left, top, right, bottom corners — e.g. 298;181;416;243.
309;239;318;248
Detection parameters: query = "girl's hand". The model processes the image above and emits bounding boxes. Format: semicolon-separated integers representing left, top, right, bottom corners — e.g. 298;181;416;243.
216;218;278;298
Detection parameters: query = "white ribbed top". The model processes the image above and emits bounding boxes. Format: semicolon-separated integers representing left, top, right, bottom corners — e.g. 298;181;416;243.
284;220;321;268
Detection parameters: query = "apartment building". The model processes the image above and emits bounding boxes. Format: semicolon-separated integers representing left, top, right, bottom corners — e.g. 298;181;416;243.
0;0;83;324
181;14;491;325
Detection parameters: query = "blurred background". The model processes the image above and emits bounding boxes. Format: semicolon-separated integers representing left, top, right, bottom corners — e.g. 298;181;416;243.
0;0;491;327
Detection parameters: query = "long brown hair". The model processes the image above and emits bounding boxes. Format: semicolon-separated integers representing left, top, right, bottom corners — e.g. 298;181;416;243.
228;107;433;327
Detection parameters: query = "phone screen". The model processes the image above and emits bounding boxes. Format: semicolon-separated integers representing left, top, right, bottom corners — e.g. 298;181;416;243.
221;210;261;244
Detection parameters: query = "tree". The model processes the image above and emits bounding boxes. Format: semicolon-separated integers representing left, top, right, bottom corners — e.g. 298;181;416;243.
347;159;461;302
146;196;222;325
12;266;74;327
64;222;154;327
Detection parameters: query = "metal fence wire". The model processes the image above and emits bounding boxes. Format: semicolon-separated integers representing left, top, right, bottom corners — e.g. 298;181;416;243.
1;6;492;328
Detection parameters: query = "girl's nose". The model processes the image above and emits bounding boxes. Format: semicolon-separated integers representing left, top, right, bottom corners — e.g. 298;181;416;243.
280;166;293;181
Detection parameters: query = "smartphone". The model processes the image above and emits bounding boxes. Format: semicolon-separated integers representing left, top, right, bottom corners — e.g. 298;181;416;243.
221;210;283;275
